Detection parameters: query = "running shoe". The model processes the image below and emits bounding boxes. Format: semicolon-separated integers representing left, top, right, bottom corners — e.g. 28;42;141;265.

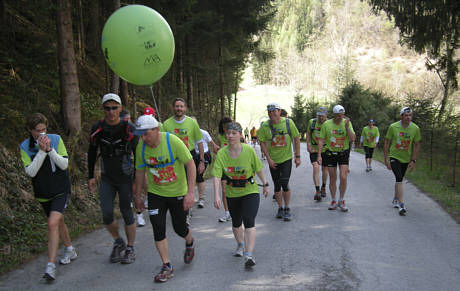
328;200;337;210
399;204;407;216
392;198;400;208
197;198;205;208
121;246;136;264
234;244;244;257
283;207;292;221
276;207;284;219
366;167;370;172
154;264;174;283
184;243;195;264
110;239;126;263
43;262;56;281
244;255;256;267
369;166;372;171
218;212;231;222
59;247;78;265
320;186;327;197
338;200;348;212
314;191;322;201
137;213;146;227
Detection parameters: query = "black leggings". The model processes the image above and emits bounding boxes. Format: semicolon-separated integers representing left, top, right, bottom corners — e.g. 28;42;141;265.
269;159;292;192
99;179;134;225
148;193;189;241
364;146;374;159
390;158;409;182
227;193;260;229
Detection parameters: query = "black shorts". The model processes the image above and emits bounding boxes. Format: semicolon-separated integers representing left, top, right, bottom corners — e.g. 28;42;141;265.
323;150;350;167
390;158;409;182
309;152;326;163
269;159;292;192
251;136;257;141
39;192;70;217
364;146;375;159
147;192;189;241
227;193;260;229
194;151;212;183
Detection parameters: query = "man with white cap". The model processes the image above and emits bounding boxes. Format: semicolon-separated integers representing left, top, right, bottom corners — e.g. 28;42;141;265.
359;119;380;172
383;107;420;216
258;102;301;221
306;106;329;201
132;114;196;283
317;105;355;212
88;93;139;264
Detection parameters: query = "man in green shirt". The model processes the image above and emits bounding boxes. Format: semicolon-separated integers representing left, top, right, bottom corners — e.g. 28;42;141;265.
359;119;380;172
258;102;301;221
317;105;356;212
163;98;204;225
306;106;329;201
383;107;421;216
133;114;196;283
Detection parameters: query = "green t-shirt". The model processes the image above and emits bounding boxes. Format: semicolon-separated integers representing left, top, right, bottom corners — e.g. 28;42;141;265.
307;118;327;153
163;116;203;151
257;118;300;163
319;119;355;152
385;121;421;163
217;134;228;147
212;144;263;198
158;122;164;132
135;132;193;197
361;126;379;148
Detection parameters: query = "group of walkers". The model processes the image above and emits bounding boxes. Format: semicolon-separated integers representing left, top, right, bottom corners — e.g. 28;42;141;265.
20;93;420;283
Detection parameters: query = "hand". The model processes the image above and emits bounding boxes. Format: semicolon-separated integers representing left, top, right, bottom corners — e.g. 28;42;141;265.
385;160;392;170
37;135;48;151
198;162;205;174
262;186;269;198
183;191;194;211
214;145;220;153
214;196;221;209
295;156;301;168
268;159;277;169
408;161;416;172
134;196;144;212
88;178;97;192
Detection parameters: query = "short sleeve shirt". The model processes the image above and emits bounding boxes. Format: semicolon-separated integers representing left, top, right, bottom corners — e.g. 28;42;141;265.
195;129;212;154
307;118;326;153
163;116;203;151
212;144;263;198
319;119;355;152
135;132;193;197
361;126;380;148
385;121;421;163
258;118;300;163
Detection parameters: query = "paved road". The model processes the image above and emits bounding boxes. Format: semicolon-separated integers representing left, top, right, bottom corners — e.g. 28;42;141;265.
1;143;460;291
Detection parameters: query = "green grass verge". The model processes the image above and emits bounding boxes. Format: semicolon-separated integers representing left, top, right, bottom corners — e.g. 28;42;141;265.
354;147;460;223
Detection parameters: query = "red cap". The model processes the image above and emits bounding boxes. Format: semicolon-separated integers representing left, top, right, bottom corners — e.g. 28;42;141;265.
144;107;155;116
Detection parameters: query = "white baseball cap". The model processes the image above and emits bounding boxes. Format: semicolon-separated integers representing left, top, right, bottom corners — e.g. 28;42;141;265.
133;115;159;135
333;105;345;114
102;93;121;105
267;102;281;111
400;107;412;115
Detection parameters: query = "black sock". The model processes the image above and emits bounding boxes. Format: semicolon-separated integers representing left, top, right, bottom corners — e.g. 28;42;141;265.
322;183;326;188
315;186;320;191
137;212;141;214
186;239;194;247
115;237;124;245
165;262;172;268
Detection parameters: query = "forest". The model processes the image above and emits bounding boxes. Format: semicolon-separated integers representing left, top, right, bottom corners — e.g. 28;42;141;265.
0;0;459;274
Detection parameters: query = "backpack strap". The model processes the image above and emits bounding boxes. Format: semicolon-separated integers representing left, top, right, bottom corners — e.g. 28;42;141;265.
90;119;105;144
139;132;177;169
269;118;292;140
122;118;134;141
286;118;292;140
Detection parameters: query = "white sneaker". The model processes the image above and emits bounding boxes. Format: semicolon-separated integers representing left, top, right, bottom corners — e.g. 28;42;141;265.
197;198;205;208
392;198;399;208
218;213;231;223
234;244;244;257
59;247;78;265
244;255;256;267
43;262;56;281
137;213;146;227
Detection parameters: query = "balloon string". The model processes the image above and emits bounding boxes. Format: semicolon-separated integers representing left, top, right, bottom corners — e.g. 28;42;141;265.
149;85;161;122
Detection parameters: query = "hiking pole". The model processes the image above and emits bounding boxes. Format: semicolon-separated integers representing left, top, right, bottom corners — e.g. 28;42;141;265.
149;85;161;122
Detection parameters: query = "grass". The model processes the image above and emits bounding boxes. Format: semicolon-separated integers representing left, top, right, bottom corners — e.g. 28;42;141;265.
354;147;460;223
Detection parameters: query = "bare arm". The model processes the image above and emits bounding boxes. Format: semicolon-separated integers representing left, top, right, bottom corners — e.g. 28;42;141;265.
383;138;391;170
184;159;196;210
133;169;146;211
213;176;221;209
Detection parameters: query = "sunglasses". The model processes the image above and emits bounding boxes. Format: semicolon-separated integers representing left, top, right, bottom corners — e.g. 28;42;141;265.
104;106;119;111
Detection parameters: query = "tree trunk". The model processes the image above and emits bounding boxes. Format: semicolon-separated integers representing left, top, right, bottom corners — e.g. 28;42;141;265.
109;0;120;94
120;79;129;106
86;0;100;61
185;35;193;111
176;39;185;99
438;38;452;118
76;0;85;60
219;40;225;118
56;0;81;135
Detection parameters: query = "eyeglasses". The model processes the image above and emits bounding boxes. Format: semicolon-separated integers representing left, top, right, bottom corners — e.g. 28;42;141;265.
104;106;119;111
267;108;279;112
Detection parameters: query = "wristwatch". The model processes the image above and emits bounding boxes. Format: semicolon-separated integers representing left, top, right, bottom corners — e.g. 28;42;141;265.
263;183;269;187
411;159;416;163
295;155;301;158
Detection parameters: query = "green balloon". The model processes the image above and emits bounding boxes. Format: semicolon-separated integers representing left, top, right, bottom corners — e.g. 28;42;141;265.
101;5;175;86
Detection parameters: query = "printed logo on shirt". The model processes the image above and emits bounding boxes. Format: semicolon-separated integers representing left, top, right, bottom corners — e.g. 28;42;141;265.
332;129;344;135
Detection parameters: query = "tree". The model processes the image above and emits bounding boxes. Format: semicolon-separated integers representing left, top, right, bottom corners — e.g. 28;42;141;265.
367;0;459;117
56;0;81;135
290;93;307;138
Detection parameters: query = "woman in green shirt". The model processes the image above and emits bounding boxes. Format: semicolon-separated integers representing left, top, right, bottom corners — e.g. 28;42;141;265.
212;122;269;268
216;117;232;223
